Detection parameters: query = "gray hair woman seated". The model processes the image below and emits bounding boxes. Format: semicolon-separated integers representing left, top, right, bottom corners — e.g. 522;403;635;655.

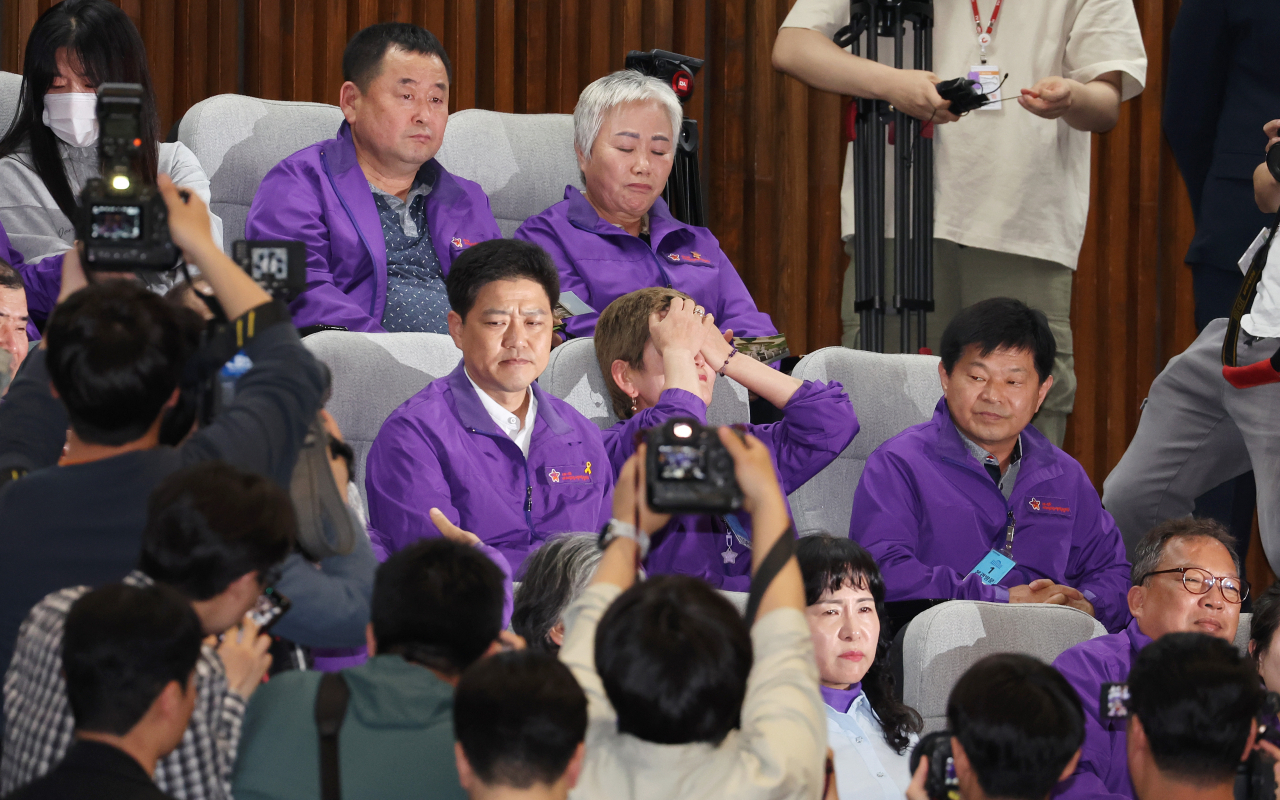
514;69;776;341
511;533;602;652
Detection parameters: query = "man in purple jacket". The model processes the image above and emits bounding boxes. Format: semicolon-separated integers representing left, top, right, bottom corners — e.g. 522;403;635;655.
1050;518;1243;800
593;287;858;589
245;23;501;334
365;239;614;573
850;298;1132;632
514;70;775;340
0;220;60;338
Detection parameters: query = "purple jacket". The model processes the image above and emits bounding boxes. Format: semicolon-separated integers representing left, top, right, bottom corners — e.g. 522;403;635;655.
514;186;777;339
849;398;1132;633
365;361;614;573
602;382;858;590
245;122;502;332
0;220;62;338
1050;619;1151;800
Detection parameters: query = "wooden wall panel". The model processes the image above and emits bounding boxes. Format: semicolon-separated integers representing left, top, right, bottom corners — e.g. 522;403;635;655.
0;0;1202;490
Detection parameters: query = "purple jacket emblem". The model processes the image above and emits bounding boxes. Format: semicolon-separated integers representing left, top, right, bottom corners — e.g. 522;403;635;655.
245;121;501;332
514;186;777;339
849;398;1132;633
365;360;614;573
1050;619;1152;800
602;383;858;590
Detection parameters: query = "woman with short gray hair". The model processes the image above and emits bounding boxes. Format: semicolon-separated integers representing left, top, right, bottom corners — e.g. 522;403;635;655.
511;533;603;652
515;70;776;341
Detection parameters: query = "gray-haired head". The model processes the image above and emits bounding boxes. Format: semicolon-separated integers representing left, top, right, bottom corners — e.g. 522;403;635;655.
573;70;683;162
1130;517;1239;586
512;533;604;653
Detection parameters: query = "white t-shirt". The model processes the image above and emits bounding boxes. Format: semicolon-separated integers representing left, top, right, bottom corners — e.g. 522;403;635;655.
780;0;1147;269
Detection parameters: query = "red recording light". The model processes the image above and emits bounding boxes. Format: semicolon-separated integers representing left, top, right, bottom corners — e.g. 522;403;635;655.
133;138;142;147
671;70;694;98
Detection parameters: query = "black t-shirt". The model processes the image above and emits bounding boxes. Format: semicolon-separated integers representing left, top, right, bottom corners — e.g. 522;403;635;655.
5;740;173;800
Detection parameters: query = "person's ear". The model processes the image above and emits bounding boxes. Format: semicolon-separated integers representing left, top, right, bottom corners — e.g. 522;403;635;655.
365;622;377;657
1034;373;1054;413
549;620;565;647
454;742;477;792
155;679;184;722
1243;720;1260;763
563;741;586;789
950;736;972;780
937;361;950;393
447;310;464;350
1057;748;1082;782
338;81;362;122
611;359;639;398
575;146;590;180
1128;584;1145;620
1250;640;1258;659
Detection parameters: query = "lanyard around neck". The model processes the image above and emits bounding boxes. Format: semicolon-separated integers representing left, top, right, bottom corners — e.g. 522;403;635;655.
970;0;1004;63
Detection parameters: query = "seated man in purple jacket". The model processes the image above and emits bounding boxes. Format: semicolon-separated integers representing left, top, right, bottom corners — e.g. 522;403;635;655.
365;239;614;572
593;287;858;589
245;22;501;334
514;70;775;340
1050;518;1243;800
850;297;1132;632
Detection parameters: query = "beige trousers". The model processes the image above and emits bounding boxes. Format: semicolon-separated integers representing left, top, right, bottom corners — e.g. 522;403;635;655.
840;238;1077;447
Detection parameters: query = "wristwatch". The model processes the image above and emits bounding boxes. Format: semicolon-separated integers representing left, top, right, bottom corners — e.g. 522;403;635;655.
598;518;650;561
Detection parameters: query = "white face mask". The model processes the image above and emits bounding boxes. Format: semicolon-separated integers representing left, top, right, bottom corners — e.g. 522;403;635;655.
41;92;99;148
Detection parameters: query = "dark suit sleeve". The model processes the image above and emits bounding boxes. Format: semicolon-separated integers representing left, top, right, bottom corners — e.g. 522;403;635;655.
1163;0;1233;221
0;349;68;473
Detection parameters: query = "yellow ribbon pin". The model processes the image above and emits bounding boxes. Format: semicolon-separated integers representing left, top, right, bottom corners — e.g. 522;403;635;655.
585;461;592;476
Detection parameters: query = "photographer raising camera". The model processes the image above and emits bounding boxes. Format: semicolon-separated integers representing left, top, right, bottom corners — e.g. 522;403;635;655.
0;0;223;326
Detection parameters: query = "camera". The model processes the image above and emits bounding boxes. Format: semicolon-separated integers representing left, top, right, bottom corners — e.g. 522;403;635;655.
1102;683;1280;800
909;731;961;800
75;83;179;271
625;49;704;105
936;77;990;115
645;418;743;514
231;240;307;304
248;587;292;634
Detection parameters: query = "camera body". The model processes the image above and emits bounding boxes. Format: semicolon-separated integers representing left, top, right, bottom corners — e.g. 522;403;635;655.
909;731;961;800
645;417;743;515
625;49;704;105
231;240;307;303
76;84;179;271
936;77;989;115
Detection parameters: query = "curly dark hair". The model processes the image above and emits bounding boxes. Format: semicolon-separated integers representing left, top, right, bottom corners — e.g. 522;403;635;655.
796;534;923;753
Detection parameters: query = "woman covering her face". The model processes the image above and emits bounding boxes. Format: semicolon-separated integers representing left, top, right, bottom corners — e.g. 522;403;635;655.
797;534;923;800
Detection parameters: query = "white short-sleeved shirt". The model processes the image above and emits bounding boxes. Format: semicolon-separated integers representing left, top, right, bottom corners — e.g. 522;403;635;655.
827;697;917;800
0;140;224;260
781;0;1147;269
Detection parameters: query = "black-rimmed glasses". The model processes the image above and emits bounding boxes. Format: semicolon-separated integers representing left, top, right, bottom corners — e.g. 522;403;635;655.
1139;567;1249;604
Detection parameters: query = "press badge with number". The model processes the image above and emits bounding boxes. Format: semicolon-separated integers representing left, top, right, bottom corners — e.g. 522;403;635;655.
971;549;1016;585
969;66;1003;110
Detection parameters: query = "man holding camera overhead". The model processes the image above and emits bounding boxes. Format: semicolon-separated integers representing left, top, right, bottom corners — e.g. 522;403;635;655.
245;23;501;334
772;0;1147;447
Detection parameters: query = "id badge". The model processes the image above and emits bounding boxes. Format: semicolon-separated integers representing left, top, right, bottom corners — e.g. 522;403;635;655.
968;65;1003;110
971;549;1016;585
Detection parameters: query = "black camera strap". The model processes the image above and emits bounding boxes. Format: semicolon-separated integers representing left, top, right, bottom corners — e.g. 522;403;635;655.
1223;214;1280;367
743;523;797;628
182;300;291;386
315;671;350;800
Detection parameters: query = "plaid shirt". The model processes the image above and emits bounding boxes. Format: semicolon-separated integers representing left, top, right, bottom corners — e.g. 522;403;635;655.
1;571;245;800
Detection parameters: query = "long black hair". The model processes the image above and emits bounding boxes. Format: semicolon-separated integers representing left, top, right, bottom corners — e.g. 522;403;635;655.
0;0;159;222
796;534;923;753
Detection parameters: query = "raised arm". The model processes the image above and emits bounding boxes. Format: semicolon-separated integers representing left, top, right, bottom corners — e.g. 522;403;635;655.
772;27;957;124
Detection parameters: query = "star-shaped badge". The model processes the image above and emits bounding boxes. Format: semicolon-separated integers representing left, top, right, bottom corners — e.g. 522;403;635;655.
722;548;737;565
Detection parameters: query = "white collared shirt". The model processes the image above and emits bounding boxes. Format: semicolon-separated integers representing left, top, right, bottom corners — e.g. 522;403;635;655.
465;370;538;458
826;696;916;800
1240;228;1280;338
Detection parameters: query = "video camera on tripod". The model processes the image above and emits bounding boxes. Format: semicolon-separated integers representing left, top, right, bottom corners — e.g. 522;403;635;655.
625;49;707;227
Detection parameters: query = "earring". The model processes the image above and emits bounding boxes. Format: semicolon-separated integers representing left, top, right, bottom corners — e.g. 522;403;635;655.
630;396;638;414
